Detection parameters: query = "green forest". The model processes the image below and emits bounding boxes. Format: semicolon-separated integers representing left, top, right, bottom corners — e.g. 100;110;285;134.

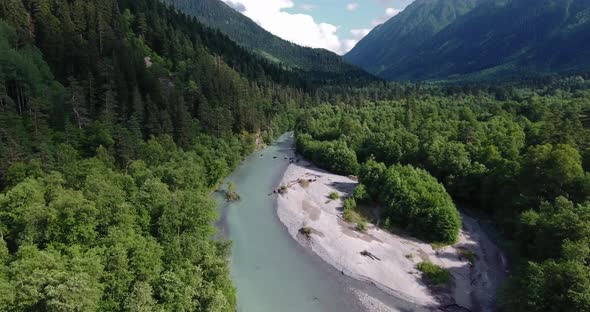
294;83;590;311
0;0;304;310
160;0;374;80
1;0;590;311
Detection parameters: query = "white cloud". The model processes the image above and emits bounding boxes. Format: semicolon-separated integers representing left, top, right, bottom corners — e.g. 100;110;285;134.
350;28;372;39
300;3;317;11
345;5;404;53
385;7;401;17
371;7;401;26
371;16;388;26
220;0;405;55
346;3;359;11
341;39;359;54
225;0;246;12
222;0;354;55
343;7;401;52
341;28;373;53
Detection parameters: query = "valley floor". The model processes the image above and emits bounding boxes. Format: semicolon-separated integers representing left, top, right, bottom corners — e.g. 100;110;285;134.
276;160;508;312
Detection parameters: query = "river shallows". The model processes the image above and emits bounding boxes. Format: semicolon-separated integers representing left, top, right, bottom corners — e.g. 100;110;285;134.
217;133;428;312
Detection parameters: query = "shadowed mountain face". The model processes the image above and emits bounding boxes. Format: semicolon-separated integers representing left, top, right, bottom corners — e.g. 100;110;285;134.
162;0;374;80
346;0;590;81
345;0;481;77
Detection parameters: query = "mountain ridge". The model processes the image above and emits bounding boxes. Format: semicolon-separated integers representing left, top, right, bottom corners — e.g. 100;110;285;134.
162;0;374;80
345;0;481;77
346;0;590;81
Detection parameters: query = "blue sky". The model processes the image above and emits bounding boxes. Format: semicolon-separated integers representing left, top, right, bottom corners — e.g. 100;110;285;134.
222;0;415;54
286;1;414;40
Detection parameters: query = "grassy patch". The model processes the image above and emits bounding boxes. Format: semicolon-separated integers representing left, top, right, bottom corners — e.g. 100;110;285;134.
299;227;312;238
458;249;477;264
225;191;240;202
298;179;310;188
356;221;368;233
344;197;356;211
343;209;363;224
278;184;288;194
431;242;448;251
225;182;241;202
328;192;340;200
417;261;452;286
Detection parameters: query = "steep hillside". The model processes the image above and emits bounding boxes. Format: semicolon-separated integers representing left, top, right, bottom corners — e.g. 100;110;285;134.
162;0;374;80
345;0;481;77
346;0;590;81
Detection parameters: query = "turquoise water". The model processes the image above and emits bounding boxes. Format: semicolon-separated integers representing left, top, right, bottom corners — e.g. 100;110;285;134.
217;133;427;312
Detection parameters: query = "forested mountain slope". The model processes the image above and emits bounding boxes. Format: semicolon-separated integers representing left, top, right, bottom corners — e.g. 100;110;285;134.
345;0;481;77
346;0;590;81
0;0;311;309
162;0;374;81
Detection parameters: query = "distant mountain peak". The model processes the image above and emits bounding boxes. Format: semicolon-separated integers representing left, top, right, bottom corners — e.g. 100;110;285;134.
345;0;590;81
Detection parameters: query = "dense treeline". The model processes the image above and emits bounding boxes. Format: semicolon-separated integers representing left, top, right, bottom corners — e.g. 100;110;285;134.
161;0;376;82
3;0;590;310
0;134;252;311
0;0;309;309
296;134;359;176
0;0;303;179
294;84;590;310
119;0;370;90
360;160;461;244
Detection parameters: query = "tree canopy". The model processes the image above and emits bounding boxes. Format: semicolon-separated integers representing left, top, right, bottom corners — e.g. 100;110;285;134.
294;79;590;311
